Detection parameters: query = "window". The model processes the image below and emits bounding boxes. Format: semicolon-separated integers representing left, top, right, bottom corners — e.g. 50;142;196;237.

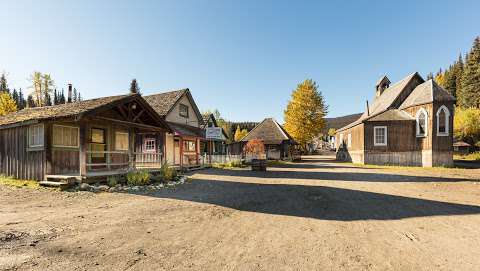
144;138;156;152
416;108;428;137
184;140;196;152
53;125;79;148
91;128;105;143
28;124;44;147
347;134;352;148
436;105;450;136
179;104;189;118
115;132;129;151
374;126;387;146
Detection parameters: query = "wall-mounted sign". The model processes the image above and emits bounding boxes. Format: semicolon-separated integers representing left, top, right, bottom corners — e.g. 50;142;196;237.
206;127;223;140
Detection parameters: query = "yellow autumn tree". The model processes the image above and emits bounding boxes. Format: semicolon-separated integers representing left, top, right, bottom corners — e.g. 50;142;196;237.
234;125;249;142
0;92;18;116
284;79;328;149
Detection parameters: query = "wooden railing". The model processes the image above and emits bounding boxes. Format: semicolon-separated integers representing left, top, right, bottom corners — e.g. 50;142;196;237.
85;151;163;172
199;154;243;165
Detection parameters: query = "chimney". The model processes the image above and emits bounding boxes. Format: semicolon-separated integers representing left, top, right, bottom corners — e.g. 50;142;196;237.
375;75;391;97
67;84;72;103
366;100;370;116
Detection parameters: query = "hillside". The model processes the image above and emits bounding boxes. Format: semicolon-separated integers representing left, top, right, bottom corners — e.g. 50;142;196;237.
325;113;362;131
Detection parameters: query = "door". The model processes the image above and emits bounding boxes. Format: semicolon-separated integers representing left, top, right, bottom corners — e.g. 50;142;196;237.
89;128;107;170
174;139;181;165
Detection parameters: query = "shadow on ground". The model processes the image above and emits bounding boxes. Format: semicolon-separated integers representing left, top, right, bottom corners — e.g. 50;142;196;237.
145;178;480;221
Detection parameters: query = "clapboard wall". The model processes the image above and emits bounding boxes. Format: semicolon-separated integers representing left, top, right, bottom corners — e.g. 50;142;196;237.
0;124;45;181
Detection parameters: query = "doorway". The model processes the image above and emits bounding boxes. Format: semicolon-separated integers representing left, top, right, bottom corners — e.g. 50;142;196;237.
174;139;181;165
89;128;107;170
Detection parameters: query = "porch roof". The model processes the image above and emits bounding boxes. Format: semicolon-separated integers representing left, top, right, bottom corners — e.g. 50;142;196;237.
168;122;204;138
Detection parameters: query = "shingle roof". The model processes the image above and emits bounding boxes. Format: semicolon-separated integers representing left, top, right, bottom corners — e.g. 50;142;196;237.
337;72;422;132
144;89;188;116
241;118;293;144
0;94;132;126
201;113;213;129
168;121;204;138
365;109;415;122
399;80;456;109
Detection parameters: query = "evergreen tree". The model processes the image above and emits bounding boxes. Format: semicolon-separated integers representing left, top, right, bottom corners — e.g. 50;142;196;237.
44;92;52;106
18;88;25;109
77;92;82;101
0;73;8;93
11;89;19;107
59;89;66;104
426;72;434;80
53;89;58;105
73;88;78;102
284;79;328;149
27;95;36;108
459;37;480;108
130;79;140;94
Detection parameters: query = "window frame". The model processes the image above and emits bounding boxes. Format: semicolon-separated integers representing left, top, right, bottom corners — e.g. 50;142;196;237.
183;140;196;152
52;125;80;148
347;133;352;148
115;131;129;151
373;126;387;146
28;124;45;148
179;103;189;118
436;105;450;137
416;108;428;138
143;138;156;153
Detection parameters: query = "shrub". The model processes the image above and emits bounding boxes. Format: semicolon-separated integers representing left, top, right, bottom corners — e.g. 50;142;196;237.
159;162;177;182
107;176;119;187
126;170;150;186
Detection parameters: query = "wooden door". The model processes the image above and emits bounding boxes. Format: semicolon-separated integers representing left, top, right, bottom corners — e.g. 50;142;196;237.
89;128;107;170
174;139;181;165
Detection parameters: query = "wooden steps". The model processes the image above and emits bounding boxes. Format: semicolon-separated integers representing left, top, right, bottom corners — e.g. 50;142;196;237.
40;175;79;189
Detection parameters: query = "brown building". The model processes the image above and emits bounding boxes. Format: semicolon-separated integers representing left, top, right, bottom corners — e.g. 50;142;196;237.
229;118;296;160
336;72;455;167
0;93;171;181
144;89;205;168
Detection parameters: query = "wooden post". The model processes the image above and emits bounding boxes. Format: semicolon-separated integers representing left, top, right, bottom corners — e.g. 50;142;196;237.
179;137;183;167
79;123;87;177
44;122;53;179
129;128;135;169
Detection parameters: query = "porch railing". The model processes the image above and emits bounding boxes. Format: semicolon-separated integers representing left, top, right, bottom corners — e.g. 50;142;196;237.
200;154;243;165
85;151;163;172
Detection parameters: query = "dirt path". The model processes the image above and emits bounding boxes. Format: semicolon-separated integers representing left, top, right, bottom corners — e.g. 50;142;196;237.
1;155;480;270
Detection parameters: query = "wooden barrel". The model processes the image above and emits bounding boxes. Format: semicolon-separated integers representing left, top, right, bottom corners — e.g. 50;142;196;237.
251;159;267;171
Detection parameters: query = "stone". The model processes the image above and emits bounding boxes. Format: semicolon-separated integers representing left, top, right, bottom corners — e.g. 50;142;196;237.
79;183;91;191
108;187;116;193
98;185;109;192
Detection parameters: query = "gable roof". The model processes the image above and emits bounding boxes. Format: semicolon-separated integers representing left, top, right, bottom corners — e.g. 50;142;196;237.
365;109;415;122
0;94;138;126
337;72;424;132
144;89;204;125
201;113;217;129
399;79;456;109
241;118;294;144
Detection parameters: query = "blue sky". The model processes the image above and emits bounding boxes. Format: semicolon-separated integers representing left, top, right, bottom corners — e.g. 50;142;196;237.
1;0;479;121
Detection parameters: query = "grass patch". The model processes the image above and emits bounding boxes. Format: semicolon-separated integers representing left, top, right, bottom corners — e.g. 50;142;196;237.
0;175;39;188
212;160;245;169
454;152;480;161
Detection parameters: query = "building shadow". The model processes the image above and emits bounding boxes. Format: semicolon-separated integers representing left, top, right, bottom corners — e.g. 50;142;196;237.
143;178;480;221
195;168;472;183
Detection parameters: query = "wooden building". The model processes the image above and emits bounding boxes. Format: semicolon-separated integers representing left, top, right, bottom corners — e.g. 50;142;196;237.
336;72;456;167
144;89;205;168
229;118;296;160
200;113;228;155
0;93;171;181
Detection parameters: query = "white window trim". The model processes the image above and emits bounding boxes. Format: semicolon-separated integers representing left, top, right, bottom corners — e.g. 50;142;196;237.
28;124;45;148
416;107;428;138
373;126;387;146
347;133;352;148
52;125;80;148
115;131;129;151
339;133;344;147
436;105;450;137
144;138;156;153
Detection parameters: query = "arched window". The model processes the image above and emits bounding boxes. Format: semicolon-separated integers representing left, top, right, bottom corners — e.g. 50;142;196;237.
436;105;450;136
416;108;428;137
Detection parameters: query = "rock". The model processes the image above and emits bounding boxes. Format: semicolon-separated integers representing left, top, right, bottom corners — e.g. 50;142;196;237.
98;185;109;192
92;186;101;193
79;183;92;191
108;187;116;193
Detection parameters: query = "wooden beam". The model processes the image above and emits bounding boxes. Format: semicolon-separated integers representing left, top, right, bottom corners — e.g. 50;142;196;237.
93;117;165;131
132;109;145;122
44;122;53;179
117;105;128;120
79;123;87;177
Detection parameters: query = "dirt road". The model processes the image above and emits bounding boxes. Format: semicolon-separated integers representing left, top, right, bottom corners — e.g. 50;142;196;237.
1;155;480;270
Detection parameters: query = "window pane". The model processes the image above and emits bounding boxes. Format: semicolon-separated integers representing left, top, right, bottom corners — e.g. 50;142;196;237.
439;110;446;133
116;132;129;151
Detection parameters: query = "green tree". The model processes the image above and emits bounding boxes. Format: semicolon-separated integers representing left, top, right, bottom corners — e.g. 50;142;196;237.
454;107;480;145
284;79;328;149
0;73;9;93
328;128;336;137
0;92;17;116
459;37;480;108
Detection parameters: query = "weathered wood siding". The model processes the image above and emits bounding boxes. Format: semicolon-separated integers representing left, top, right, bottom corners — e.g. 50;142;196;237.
364;120;417;152
335;123;365;163
0;125;45;180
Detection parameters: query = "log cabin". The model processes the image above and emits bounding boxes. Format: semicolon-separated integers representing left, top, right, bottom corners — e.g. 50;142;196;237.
228;118;297;160
336;72;456;167
0;93;171;181
144;89;205;168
